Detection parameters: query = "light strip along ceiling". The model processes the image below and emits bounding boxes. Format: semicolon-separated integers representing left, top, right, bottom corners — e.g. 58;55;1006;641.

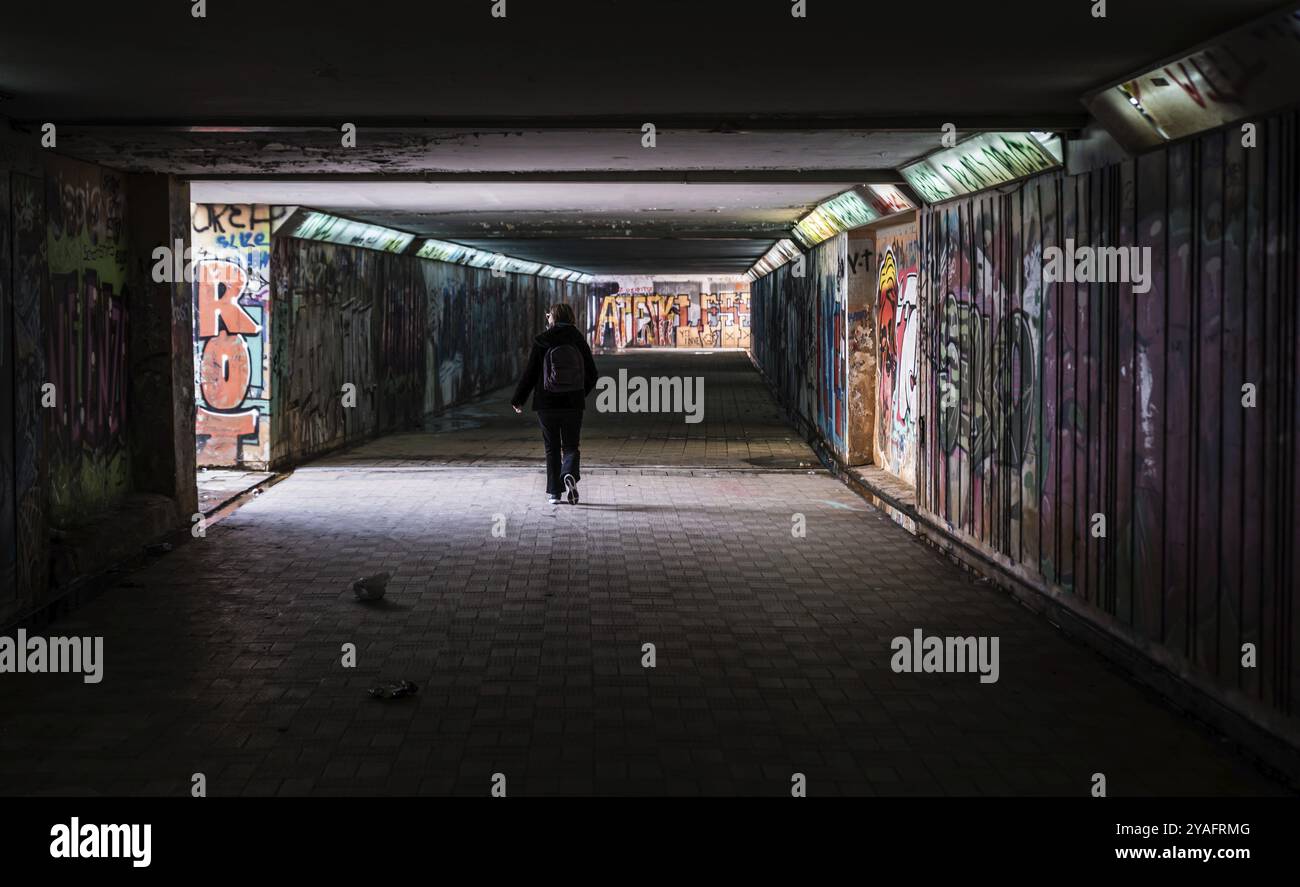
744;239;802;282
790;184;918;250
286;212;594;283
900;132;1063;204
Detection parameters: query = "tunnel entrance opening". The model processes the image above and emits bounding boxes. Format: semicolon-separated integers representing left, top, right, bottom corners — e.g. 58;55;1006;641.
590;276;752;351
190;204;279;515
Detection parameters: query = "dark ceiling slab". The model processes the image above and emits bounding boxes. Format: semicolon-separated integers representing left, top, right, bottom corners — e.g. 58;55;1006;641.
18;0;1281;278
191;180;840;241
0;1;1283;121
46;128;948;177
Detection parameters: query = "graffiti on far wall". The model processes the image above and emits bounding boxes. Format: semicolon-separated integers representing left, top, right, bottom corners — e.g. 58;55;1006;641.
192;204;277;467
594;290;750;349
271;235;582;465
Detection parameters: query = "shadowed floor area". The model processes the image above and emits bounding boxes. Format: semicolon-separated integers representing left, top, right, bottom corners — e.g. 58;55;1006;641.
0;351;1287;796
333;349;817;470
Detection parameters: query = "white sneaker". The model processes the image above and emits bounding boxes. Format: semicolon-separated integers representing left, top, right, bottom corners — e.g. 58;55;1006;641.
563;474;579;505
547;495;561;505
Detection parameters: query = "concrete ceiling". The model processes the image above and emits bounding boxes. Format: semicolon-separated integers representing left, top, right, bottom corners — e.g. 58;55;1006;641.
194;180;849;236
193;180;857;273
6;0;1287;275
40;129;953;177
68;128;938;274
1;1;1286;122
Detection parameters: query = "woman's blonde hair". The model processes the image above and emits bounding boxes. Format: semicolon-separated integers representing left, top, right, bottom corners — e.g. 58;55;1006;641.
548;303;576;325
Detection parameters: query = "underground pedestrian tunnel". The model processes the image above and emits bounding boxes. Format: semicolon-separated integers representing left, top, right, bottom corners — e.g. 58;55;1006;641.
0;0;1298;799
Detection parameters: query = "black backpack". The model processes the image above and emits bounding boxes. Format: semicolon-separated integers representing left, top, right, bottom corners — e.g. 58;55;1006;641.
543;343;585;393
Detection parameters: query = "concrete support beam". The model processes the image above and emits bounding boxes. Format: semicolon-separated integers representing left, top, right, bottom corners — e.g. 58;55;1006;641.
185;171;908;185
126;174;197;520
31;115;1090;131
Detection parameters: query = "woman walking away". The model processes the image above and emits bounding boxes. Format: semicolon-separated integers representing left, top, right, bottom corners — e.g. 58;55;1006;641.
511;303;599;505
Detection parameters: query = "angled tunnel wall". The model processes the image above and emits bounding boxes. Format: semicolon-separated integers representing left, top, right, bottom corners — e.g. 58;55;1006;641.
268;237;587;467
918;108;1300;723
751;234;848;460
750;110;1300;730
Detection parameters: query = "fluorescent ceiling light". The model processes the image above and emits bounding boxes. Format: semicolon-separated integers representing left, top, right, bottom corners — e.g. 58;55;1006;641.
1080;6;1300;152
416;237;589;282
788;184;917;251
747;182;919;278
289;211;414;253
792;190;878;248
283;212;618;285
900;132;1064;204
744;238;803;281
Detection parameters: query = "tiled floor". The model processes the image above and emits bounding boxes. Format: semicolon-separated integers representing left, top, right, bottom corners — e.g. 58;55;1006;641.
0;351;1287;796
197;469;275;516
332;349;817;470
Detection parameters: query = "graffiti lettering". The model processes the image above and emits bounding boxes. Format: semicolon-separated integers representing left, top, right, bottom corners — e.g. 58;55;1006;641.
192;206;274;466
191;204;286;235
44;160;132;525
595;290;750;349
937;294;1036;470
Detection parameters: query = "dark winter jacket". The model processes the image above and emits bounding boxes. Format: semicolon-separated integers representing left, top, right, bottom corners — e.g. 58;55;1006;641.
510;322;600;411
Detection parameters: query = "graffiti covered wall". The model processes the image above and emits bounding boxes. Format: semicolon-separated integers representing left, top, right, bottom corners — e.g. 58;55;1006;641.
43;156;131;527
591;277;750;350
192;204;281;467
750;112;1299;724
845;231;876;465
924;192;1041;568
10;172;48;610
539;275;588;347
418;261;541;417
379;252;427;431
0;175;12;602
815;237;847;455
917;110;1300;720
873;219;921;483
751;234;847;458
270;237;387;463
270;234;584;466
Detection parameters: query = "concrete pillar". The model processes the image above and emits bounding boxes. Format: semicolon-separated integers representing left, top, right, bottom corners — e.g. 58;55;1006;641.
126;174;197;519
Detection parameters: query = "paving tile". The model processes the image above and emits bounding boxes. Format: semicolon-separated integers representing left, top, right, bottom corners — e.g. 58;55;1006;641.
0;351;1286;797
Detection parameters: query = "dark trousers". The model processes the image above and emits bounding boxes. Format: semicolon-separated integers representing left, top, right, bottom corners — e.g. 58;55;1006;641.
537;409;583;495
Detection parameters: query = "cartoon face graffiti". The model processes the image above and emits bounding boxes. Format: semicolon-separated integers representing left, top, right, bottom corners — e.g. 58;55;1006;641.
876;246;919;463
